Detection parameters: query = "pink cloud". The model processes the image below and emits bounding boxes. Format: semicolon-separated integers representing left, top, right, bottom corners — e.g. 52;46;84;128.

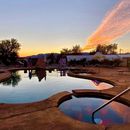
83;0;130;50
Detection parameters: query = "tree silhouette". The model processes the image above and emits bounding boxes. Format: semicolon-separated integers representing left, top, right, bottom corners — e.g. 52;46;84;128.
60;48;72;54
71;45;81;54
60;45;81;54
90;43;118;55
0;38;21;65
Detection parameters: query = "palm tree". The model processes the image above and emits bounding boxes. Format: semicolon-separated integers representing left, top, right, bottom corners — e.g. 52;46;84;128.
60;48;72;54
71;45;81;54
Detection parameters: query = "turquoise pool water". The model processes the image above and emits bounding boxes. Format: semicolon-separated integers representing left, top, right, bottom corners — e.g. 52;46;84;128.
0;69;113;103
59;96;130;126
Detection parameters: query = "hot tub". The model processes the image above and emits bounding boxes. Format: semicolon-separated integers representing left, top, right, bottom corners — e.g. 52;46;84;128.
59;96;130;126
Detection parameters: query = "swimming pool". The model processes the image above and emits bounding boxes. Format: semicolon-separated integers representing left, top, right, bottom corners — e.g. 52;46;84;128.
0;69;113;103
59;96;130;126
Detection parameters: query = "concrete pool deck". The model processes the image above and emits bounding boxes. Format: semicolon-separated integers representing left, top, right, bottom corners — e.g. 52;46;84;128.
0;67;130;130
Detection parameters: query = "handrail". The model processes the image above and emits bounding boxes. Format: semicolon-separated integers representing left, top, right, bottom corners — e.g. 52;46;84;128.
92;87;130;124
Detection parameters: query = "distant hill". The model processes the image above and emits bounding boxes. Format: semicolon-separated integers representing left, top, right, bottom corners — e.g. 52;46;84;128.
25;53;60;59
20;52;90;59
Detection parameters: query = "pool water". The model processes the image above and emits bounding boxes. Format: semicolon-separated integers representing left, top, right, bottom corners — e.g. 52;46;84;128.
0;69;113;103
59;96;130;126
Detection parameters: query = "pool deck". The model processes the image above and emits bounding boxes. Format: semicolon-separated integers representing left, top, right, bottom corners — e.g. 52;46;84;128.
0;66;130;130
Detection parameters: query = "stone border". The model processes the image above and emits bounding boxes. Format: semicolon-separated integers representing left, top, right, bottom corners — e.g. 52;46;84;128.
68;70;116;86
0;67;41;80
0;70;12;83
0;67;130;130
0;91;106;130
0;91;72;119
67;70;130;105
58;90;130;130
72;89;130;106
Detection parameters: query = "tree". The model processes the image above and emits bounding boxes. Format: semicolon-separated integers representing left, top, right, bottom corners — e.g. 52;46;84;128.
0;38;21;65
60;48;72;54
46;53;58;64
60;45;82;55
89;43;118;55
71;45;81;54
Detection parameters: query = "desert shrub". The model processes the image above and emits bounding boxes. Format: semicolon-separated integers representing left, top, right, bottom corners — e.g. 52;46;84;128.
88;59;101;65
112;59;122;67
68;58;86;66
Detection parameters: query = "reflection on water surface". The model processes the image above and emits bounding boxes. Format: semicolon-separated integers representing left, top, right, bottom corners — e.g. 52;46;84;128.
59;96;130;126
0;69;113;103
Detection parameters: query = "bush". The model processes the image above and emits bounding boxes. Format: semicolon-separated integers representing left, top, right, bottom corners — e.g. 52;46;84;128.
88;59;101;66
112;59;122;67
68;58;86;66
87;58;121;67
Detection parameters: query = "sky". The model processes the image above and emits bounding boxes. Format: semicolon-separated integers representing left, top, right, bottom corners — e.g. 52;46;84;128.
0;0;130;56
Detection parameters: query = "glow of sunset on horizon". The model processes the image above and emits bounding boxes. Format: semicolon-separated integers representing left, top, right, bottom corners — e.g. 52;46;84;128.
0;0;130;56
83;0;130;50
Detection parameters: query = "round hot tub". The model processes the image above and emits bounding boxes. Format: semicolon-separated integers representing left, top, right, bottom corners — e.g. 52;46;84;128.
59;96;130;126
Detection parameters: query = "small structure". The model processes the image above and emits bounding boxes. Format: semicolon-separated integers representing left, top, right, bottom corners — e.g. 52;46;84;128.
93;52;105;61
67;55;92;62
105;54;120;61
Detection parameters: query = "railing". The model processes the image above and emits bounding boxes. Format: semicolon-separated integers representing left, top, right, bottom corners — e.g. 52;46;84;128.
92;87;130;124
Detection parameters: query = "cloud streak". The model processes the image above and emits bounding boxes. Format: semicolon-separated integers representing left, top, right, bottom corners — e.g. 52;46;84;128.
83;0;130;50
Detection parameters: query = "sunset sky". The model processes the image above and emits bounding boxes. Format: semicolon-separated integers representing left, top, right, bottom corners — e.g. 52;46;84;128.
0;0;130;56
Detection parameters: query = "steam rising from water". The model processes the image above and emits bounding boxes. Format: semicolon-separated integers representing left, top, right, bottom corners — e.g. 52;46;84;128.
83;0;130;50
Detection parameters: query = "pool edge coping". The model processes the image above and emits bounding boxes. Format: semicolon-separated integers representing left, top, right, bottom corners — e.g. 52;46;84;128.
0;67;130;130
